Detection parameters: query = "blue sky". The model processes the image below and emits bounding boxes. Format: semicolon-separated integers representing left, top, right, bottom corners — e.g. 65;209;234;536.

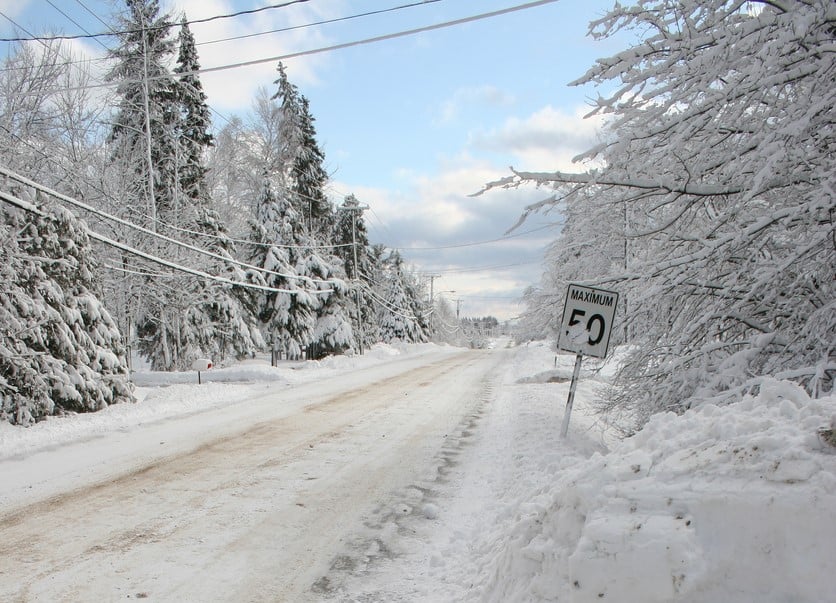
1;0;624;321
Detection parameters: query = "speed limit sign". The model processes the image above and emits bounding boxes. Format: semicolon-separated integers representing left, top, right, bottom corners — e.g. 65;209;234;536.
558;284;619;359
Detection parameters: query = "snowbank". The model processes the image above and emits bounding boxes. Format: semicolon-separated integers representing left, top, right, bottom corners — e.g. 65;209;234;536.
480;377;836;603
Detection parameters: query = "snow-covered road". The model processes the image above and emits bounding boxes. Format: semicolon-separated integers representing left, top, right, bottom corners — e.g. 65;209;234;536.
0;347;505;601
4;342;834;602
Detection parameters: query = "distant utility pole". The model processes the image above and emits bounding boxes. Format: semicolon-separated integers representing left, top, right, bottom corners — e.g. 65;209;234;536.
427;273;440;337
338;201;368;354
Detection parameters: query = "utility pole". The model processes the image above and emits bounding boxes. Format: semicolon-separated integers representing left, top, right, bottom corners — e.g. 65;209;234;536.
140;11;156;232
427;273;440;338
338;200;369;354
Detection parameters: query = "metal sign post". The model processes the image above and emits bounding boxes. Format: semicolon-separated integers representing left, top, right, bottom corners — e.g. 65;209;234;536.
557;284;619;438
560;353;584;438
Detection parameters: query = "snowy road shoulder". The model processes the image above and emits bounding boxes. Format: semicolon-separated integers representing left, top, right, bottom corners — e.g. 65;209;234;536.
310;341;836;603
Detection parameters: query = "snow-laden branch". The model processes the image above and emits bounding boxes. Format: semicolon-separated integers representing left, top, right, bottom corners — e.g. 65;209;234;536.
471;168;744;199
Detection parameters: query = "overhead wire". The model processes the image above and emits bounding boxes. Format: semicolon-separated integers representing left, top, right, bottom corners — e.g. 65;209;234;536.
0;4;114;105
422;260;541;273
0;0;443;76
383;224;556;251
0;0;313;43
0;0;561;96
359;281;424;323
0;187;323;295
43;0;110;52
195;0;444;48
0;165;335;287
72;0;114;32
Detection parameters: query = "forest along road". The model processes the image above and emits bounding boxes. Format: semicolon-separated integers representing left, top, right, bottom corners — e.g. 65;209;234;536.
0;346;506;602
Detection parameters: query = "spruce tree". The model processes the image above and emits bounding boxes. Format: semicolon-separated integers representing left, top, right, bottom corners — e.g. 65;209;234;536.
377;251;428;344
1;201;133;426
108;5;262;369
250;179;315;361
174;17;213;207
333;195;377;351
107;0;178;226
267;63;352;357
172;16;262;365
293;97;332;236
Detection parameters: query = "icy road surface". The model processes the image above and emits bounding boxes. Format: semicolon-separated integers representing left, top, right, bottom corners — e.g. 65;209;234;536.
0;347;504;601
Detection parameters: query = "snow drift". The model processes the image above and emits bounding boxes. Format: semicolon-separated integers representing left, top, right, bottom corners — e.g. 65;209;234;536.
480;378;836;603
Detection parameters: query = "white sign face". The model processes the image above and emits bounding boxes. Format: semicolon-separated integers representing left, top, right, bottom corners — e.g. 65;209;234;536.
557;284;619;359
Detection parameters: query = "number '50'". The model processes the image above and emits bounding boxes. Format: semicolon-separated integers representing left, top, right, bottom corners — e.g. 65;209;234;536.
568;309;605;345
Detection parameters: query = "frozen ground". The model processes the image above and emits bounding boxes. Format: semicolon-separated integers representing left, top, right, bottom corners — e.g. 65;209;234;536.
1;340;834;602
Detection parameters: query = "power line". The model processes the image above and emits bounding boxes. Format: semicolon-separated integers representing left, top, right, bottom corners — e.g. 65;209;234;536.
0;164;335;286
0;187;324;295
43;0;110;52
385;224;556;251
2;0;562;96
423;260;541;273
0;187;336;295
195;0;443;48
72;0;114;32
0;0;312;43
182;0;563;79
0;0;443;76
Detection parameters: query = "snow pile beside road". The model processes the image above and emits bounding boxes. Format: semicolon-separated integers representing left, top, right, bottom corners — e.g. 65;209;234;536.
481;378;836;603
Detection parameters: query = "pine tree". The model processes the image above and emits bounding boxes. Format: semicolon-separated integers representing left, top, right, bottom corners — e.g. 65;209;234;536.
1;200;133;426
249;179;316;361
107;0;178;226
377;251;429;344
333;195;378;351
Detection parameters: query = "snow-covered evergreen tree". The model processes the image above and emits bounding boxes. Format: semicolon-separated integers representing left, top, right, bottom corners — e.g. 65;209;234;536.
333;194;378;351
172;16;263;365
106;0;180;369
106;6;262;369
300;244;353;359
107;0;178;226
292;96;332;237
1;200;133;426
249;179;316;360
266;62;351;357
376;251;429;344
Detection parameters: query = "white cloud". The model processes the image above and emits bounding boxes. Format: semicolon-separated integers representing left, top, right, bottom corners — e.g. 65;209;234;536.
470;105;605;171
0;0;29;21
325;103;608;319
436;85;516;125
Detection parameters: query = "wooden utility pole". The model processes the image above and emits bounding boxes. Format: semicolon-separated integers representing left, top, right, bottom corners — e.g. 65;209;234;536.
338;201;369;354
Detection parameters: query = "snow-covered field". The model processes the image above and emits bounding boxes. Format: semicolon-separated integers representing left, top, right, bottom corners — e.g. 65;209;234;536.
1;340;834;602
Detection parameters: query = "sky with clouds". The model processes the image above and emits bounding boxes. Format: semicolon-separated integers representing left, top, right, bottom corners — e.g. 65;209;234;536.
1;0;625;321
